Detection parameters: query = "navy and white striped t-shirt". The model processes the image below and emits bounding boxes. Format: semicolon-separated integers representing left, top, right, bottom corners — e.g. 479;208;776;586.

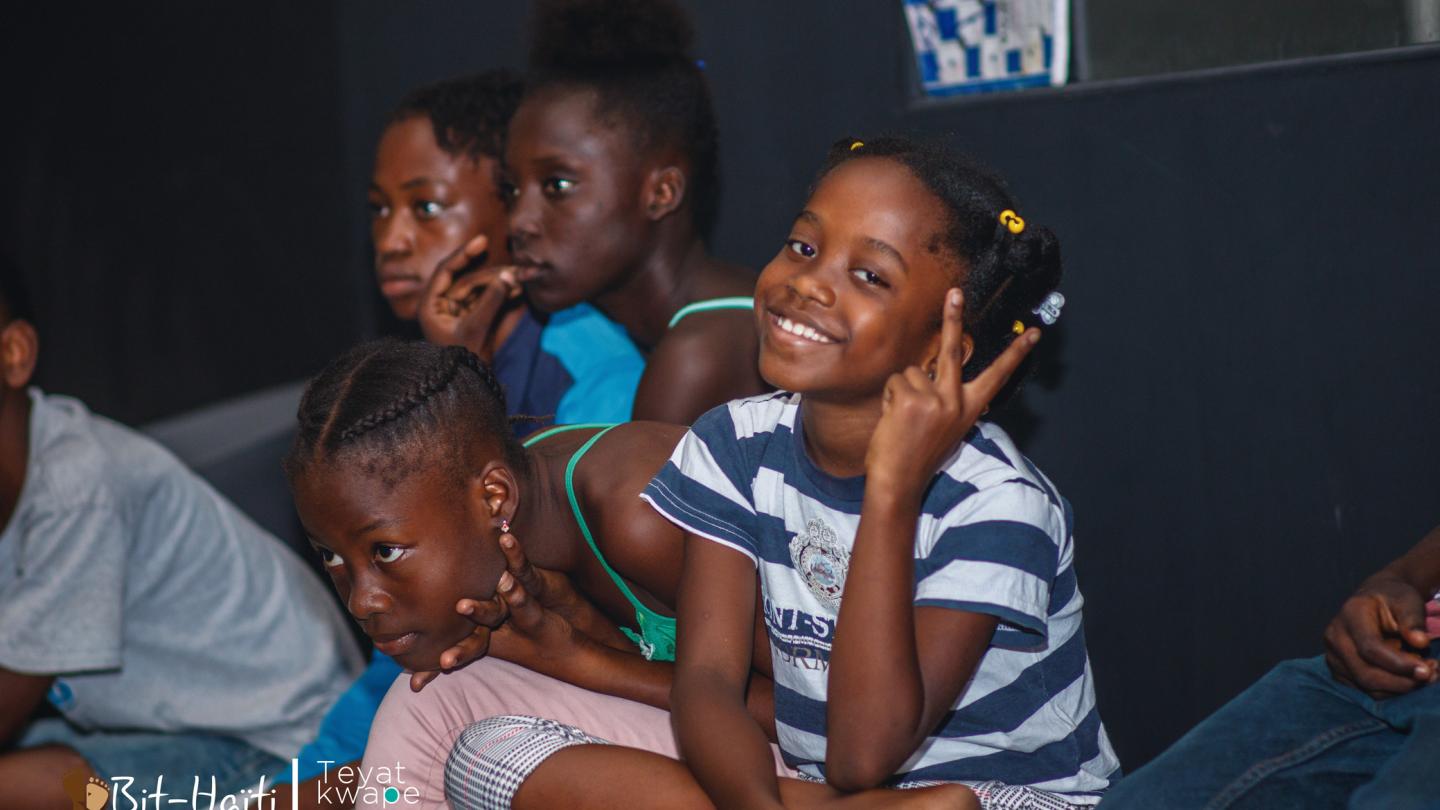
641;392;1119;798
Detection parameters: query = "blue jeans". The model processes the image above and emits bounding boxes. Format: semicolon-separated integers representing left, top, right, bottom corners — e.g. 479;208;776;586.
1101;644;1439;809
18;717;285;804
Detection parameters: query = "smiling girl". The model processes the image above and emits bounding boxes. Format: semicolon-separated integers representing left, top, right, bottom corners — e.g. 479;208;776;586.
501;0;768;423
441;138;1119;810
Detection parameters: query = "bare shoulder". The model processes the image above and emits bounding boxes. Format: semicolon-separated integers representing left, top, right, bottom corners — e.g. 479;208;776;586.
575;421;692;603
633;313;766;424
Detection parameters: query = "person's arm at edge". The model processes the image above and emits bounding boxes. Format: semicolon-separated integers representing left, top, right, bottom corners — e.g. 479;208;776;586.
671;534;782;810
0;668;54;749
1324;524;1440;695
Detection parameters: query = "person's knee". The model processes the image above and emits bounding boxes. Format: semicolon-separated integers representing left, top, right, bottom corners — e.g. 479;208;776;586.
444;716;603;810
0;744;96;808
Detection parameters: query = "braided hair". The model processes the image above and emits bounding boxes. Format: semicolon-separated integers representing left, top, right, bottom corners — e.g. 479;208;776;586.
816;136;1063;406
525;0;721;235
285;340;526;490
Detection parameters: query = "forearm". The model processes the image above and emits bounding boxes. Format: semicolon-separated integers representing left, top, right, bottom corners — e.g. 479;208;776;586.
826;487;926;787
0;669;53;748
524;638;674;709
673;668;783;810
1377;525;1440;595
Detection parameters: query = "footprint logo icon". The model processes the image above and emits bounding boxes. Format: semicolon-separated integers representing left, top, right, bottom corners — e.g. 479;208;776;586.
62;768;110;810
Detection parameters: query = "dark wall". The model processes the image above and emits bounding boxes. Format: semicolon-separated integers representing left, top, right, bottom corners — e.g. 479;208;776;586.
2;2;353;424
6;1;1438;768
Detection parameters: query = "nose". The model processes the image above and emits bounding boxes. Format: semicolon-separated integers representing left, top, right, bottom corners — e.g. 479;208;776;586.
346;570;393;622
509;186;541;242
375;210;414;258
791;263;836;308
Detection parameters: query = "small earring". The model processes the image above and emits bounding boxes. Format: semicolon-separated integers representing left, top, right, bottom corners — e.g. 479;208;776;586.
500;518;511;534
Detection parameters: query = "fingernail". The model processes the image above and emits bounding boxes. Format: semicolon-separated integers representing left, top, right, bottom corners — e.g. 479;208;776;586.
500;270;516;285
498;572;513;592
458;602;473;615
1027;329;1041;345
949;289;962;306
500;533;515;548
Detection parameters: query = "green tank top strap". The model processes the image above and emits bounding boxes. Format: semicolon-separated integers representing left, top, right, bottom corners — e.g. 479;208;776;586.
521;423;615;448
666;296;754;329
533;424;678;662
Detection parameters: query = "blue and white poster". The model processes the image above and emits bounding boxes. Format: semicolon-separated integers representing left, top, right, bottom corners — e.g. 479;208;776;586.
905;0;1069;96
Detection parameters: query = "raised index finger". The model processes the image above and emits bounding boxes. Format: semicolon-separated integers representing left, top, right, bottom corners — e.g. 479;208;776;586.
935;288;967;388
428;234;490;297
965;326;1041;412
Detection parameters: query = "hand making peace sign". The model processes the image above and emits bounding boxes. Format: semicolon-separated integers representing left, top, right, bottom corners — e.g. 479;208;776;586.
865;288;1042;496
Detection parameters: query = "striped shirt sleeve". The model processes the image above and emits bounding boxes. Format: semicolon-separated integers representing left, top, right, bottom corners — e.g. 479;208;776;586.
914;480;1062;651
641;404;760;564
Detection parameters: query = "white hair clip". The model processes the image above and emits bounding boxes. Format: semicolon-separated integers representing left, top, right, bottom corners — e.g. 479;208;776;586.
1032;291;1065;325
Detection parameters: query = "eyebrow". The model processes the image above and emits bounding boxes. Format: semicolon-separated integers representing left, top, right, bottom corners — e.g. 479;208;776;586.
400;177;441;191
356;516;404;534
795;210;909;273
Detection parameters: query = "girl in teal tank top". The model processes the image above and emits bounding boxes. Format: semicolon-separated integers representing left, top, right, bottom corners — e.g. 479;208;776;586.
287;339;772;717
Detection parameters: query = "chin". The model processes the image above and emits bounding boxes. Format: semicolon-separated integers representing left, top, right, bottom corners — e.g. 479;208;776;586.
386;296;420;322
522;279;584;315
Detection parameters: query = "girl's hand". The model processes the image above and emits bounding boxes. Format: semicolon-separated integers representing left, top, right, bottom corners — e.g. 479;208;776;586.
491;532;635;652
865;288;1041;497
485;568;612;683
417;234;523;360
408;593;509;692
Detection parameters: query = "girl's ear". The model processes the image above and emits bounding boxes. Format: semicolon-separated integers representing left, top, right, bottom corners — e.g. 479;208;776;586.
472;460;519;531
0;320;39;390
642;165;687;221
922;330;974;378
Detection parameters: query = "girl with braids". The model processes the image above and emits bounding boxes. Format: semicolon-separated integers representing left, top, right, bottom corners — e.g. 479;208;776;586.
493;0;768;424
284;340;776;810
441;137;1118;810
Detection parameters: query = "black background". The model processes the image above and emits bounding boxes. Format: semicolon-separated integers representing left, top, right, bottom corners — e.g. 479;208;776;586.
4;1;1438;768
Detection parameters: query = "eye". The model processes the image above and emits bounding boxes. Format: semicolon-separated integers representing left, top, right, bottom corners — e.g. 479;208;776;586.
498;182;519;204
374;544;405;564
368;201;390;219
413;200;444;220
541;177;576;197
316;547;343;569
850;268;888;288
786;239;816;258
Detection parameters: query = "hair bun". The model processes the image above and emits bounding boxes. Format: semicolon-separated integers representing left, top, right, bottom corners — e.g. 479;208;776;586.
999;222;1063;310
531;0;695;71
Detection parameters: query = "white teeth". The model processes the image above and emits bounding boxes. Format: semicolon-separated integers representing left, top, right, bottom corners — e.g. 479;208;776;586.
775;315;833;344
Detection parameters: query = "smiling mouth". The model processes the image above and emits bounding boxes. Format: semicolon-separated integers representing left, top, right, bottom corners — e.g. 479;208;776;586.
370;631;419;656
769;312;838;344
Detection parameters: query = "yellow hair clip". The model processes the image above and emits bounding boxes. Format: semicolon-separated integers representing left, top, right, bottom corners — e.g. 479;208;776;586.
1012;320;1025;336
850;140;864;151
999;209;1025;235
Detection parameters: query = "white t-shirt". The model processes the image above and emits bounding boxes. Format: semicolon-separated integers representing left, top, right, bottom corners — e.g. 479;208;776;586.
0;389;363;759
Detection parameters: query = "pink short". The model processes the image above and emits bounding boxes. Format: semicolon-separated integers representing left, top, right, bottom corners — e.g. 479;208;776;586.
356;657;795;810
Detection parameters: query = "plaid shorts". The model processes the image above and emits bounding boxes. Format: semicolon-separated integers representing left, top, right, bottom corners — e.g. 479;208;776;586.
444;715;608;810
442;714;1097;810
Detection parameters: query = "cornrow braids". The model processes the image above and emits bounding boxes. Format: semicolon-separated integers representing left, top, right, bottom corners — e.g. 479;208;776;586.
816;136;1063;407
285;340;526;491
